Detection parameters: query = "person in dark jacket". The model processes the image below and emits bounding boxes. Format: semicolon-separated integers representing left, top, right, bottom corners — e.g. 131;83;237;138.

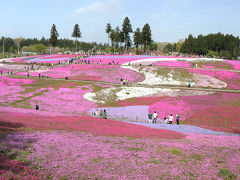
148;112;153;123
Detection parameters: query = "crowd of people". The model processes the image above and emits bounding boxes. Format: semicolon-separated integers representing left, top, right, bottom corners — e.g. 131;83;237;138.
92;109;108;119
148;111;180;125
120;77;129;85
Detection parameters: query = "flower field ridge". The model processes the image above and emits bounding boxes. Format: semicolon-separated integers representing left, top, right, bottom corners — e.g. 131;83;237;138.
0;112;186;139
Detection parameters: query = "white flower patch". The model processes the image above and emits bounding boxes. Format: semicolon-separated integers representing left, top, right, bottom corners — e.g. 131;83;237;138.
137;71;195;86
121;57;224;66
116;87;176;100
84;87;179;104
120;65;139;72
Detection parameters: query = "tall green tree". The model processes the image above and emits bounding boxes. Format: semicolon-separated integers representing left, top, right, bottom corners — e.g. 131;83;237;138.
72;24;82;52
105;23;112;48
49;24;59;53
122;17;133;52
133;27;142;54
142;23;152;53
114;26;121;49
109;29;116;52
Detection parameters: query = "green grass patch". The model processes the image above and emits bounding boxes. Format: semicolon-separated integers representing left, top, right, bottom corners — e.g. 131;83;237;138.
170;148;182;156
81;87;89;90
218;168;237;180
145;156;163;164
128;147;143;152
10;89;49;109
154;67;193;81
21;78;90;93
190;153;203;161
155;68;171;76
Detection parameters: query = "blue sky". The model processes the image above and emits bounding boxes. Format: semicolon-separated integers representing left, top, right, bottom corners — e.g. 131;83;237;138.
0;0;239;43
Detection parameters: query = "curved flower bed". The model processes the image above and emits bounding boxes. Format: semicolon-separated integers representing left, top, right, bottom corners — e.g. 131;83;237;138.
0;112;185;139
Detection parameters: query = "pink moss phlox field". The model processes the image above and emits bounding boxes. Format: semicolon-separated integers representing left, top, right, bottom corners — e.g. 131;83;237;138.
29;64;144;83
188;68;240;89
12;55;43;62
0;112;185;139
147;92;240;124
85;55;192;65
0;76;35;103
0;153;42;179
30;86;97;114
1;131;238;179
154;61;192;68
12;54;81;64
0;76;34;86
225;60;240;70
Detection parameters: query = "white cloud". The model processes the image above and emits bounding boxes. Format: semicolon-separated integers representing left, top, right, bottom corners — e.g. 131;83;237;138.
72;0;122;16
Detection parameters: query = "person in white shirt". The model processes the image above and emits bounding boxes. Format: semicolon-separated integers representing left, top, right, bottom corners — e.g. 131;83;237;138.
152;111;158;123
168;114;173;124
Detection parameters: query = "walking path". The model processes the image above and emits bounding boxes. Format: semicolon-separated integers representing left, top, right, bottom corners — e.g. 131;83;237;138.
130;122;240;136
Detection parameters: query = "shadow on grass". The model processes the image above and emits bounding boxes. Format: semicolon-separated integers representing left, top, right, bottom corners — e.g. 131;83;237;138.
0;120;24;134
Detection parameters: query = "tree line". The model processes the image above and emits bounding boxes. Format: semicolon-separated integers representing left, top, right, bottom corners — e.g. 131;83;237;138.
162;33;240;59
105;17;158;54
180;33;240;59
0;24;107;55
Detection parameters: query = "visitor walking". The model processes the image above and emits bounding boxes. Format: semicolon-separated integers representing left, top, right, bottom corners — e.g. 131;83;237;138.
164;117;168;124
176;113;180;125
95;109;99;117
120;77;123;84
168;114;173;124
188;81;191;88
148;112;153;123
153;111;158;123
100;110;103;118
38;73;41;78
126;79;128;85
103;109;107;119
35;104;39;110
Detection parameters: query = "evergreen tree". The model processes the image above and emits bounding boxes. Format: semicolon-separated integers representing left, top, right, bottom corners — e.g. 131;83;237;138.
142;23;152;53
122;17;133;52
109;29;116;52
134;27;142;54
105;23;112;47
72;24;82;52
49;24;59;51
114;26;121;49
